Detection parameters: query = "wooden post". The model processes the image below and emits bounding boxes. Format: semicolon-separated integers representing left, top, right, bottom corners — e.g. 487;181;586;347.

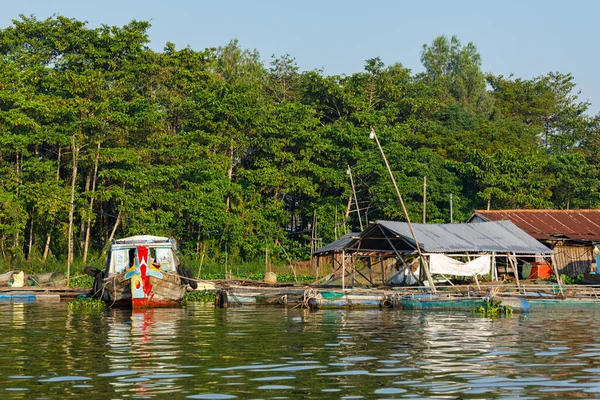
491;252;497;281
550;254;565;297
380;256;385;285
342;250;346;290
331;253;335;276
509;253;520;292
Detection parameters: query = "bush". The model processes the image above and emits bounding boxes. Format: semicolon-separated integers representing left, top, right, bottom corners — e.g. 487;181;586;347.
546;274;583;285
69;275;94;288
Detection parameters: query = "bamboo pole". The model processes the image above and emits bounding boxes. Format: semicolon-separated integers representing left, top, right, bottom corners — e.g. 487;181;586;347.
509;253;521;292
347;165;363;231
550;254;565;297
370;128;436;292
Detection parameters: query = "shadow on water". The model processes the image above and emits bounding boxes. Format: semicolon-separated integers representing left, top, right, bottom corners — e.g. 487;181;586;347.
2;302;600;398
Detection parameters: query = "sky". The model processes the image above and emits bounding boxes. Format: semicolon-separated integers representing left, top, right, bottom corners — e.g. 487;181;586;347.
2;0;599;115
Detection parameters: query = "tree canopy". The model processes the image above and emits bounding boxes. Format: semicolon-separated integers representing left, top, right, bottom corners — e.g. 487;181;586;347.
0;16;598;267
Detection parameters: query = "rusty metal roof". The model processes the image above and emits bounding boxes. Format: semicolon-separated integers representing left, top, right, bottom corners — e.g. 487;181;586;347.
469;210;600;242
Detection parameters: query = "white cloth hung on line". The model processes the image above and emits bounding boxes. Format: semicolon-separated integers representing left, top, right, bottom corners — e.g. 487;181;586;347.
429;254;491;277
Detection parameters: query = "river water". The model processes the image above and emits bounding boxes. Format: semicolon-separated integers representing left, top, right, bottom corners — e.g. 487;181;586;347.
1;302;600;399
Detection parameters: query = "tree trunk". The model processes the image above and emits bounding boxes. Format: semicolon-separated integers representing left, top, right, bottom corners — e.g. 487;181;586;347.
43;233;51;260
67;135;79;285
1;231;6;261
83;142;101;263
14;152;20;249
56;146;62;180
27;213;34;260
107;202;123;244
44;146;62;260
225;139;234;211
80;172;91;240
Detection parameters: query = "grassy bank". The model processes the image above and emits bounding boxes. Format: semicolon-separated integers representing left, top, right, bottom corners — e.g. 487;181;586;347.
0;254;315;288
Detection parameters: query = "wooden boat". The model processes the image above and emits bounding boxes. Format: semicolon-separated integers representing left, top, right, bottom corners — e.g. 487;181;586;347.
583;272;600;285
86;235;196;308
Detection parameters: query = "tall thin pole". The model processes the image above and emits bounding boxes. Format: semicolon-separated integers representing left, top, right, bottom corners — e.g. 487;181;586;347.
370;128;436;291
347;165;363;231
450;193;453;223
423;176;427;224
342;250;346;290
334;205;338;240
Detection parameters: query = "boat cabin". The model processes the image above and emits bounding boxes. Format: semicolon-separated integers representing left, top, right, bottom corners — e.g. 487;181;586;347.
105;235;180;275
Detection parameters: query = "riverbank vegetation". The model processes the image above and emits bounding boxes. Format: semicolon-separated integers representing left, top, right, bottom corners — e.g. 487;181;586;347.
1;16;598;275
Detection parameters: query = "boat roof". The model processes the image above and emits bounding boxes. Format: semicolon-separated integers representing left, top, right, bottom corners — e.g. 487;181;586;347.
112;235;175;246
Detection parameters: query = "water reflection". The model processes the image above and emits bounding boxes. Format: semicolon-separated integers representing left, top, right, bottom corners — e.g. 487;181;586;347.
2;303;600;398
104;307;192;397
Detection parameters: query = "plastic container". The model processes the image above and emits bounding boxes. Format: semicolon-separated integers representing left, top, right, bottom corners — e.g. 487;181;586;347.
528;262;552;279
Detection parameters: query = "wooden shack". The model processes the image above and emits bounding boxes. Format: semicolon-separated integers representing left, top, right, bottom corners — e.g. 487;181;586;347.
314;220;554;289
468;210;600;276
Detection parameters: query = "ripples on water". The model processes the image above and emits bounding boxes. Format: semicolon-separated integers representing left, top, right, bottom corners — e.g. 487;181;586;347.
1;302;600;399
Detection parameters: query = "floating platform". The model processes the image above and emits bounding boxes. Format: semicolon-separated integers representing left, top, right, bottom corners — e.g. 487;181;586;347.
0;287;87;303
213;282;600;313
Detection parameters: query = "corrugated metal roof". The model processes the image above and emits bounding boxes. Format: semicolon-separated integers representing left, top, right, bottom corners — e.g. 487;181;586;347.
470;210;600;242
376;220;553;254
314;233;359;255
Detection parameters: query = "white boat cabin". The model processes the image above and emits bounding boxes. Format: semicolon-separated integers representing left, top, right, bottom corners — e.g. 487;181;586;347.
106;235;180;275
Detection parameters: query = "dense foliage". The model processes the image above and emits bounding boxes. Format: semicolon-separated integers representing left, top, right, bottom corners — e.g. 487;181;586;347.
1;16;599;271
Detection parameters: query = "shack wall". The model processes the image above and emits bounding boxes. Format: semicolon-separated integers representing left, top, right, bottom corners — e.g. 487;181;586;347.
553;244;594;276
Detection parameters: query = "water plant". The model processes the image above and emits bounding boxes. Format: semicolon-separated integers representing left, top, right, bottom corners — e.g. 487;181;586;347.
67;297;106;311
184;291;217;303
472;299;513;317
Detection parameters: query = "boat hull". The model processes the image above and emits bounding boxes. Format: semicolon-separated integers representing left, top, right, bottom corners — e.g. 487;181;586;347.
583;273;600;285
499;296;600;313
101;273;185;308
398;295;488;312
